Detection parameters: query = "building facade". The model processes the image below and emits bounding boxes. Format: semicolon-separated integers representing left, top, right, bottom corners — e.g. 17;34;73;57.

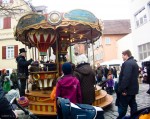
0;0;35;69
130;0;150;61
86;20;131;66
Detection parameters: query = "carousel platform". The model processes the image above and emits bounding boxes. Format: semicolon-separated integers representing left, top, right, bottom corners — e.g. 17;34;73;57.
26;85;113;116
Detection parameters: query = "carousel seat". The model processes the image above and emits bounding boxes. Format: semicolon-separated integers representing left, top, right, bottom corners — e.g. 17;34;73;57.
44;63;57;71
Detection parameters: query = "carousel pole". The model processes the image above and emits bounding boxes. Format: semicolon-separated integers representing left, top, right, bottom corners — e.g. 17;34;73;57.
91;29;95;70
35;48;37;61
56;37;60;76
32;47;34;61
69;28;72;62
69;46;72;62
25;45;29;93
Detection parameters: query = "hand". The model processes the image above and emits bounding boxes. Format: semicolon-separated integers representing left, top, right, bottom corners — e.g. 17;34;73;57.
122;92;127;96
13;110;18;119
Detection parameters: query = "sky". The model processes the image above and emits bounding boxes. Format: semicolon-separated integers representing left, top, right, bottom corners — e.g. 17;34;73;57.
30;0;131;20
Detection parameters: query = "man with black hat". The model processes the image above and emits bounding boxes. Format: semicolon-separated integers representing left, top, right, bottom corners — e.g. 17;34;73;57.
16;48;33;96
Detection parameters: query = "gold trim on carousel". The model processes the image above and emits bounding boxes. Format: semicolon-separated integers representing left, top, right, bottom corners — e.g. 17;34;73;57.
36;97;51;102
33;74;40;81
16;20;102;35
27;96;36;101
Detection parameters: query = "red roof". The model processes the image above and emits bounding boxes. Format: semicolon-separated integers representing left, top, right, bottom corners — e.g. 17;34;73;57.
103;19;131;35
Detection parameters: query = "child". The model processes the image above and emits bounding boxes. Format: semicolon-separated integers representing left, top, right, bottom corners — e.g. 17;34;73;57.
56;62;82;104
106;73;114;95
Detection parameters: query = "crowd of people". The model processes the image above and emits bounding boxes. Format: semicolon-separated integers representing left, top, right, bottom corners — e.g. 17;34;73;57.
0;48;150;119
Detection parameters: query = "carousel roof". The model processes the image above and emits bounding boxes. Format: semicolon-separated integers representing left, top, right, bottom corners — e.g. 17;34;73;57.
14;9;103;47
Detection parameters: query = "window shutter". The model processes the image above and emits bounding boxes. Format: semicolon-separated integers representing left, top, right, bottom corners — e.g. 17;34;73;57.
10;0;13;3
3;17;11;29
2;46;6;59
14;45;18;58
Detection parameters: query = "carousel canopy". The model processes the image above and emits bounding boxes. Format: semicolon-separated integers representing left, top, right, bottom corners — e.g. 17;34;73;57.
15;9;102;46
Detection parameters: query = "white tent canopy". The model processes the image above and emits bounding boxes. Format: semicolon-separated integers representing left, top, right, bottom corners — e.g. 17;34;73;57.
142;56;150;62
100;59;123;66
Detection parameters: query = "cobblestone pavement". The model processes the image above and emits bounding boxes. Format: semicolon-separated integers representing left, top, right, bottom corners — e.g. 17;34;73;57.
104;83;150;119
16;84;150;119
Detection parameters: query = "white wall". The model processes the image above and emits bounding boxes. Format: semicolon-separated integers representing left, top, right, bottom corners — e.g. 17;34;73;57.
130;0;150;61
117;34;134;60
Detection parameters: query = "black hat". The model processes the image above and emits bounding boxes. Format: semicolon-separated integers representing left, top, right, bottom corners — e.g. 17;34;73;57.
19;48;26;54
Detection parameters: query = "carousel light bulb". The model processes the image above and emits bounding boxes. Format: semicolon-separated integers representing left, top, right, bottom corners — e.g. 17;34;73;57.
80;35;83;39
67;38;69;41
61;38;64;40
65;30;68;33
70;40;72;42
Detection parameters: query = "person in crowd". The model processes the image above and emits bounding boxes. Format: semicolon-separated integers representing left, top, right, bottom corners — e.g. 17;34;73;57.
106;73;114;95
96;63;103;84
0;69;7;87
113;66;117;78
0;69;11;92
116;50;139;119
104;66;109;79
0;83;18;119
56;62;82;104
16;48;33;97
10;69;18;90
73;54;96;105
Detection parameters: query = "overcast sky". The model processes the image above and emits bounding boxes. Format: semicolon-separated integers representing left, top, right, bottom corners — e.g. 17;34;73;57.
30;0;131;20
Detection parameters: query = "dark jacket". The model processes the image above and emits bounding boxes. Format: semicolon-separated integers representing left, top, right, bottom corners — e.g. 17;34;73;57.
0;84;12;112
73;63;96;104
16;55;32;78
118;56;139;95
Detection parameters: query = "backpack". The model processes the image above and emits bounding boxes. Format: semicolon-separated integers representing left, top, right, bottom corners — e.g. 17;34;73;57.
57;97;104;119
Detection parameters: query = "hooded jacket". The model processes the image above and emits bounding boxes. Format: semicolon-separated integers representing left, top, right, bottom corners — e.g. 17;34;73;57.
74;63;96;104
56;74;82;104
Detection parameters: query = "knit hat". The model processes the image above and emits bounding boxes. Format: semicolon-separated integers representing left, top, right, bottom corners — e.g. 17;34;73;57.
1;69;6;74
62;62;72;75
17;96;29;107
76;54;88;64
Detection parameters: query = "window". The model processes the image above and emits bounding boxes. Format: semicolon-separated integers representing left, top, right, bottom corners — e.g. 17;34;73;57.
135;8;147;28
138;42;150;60
6;46;14;59
105;37;111;45
0;17;11;29
0;0;13;4
2;45;18;59
3;17;11;29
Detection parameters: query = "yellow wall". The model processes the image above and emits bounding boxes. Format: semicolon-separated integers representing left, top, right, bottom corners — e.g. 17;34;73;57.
0;0;33;69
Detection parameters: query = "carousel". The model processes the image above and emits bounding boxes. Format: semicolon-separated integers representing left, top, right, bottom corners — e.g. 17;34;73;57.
14;9;113;115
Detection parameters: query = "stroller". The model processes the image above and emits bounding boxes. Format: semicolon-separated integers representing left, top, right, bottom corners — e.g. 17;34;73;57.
123;107;150;119
57;97;104;119
10;97;39;119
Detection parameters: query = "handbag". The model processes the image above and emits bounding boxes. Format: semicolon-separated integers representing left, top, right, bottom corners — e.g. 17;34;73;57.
18;73;26;79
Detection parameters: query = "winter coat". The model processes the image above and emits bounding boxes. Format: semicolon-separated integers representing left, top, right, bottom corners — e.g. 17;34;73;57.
10;73;18;83
56;74;82;104
96;67;103;79
16;55;32;78
73;63;96;104
0;85;12;112
118;56;139;95
106;79;114;88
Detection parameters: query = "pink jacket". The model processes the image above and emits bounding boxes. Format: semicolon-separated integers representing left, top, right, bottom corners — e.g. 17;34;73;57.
56;74;82;104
